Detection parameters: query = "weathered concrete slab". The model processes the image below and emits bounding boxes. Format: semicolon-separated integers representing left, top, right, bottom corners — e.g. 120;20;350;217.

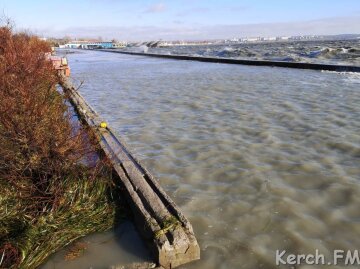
98;49;360;72
60;78;200;269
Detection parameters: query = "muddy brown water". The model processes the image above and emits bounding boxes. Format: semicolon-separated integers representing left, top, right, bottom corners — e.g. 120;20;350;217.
43;50;360;269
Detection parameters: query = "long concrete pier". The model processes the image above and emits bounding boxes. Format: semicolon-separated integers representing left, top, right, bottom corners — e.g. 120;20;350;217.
60;78;200;269
98;49;360;72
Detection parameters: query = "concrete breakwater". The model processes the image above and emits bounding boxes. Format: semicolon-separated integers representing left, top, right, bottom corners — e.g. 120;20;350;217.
98;49;360;72
60;77;200;269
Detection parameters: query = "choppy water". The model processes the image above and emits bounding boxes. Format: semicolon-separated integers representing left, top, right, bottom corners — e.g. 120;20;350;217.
124;39;360;66
45;49;359;269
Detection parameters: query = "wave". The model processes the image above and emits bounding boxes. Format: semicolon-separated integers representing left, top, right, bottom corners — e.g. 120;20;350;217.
122;39;360;65
305;46;360;60
216;47;258;58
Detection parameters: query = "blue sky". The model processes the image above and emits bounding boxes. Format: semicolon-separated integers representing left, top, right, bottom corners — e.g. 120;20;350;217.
1;0;360;40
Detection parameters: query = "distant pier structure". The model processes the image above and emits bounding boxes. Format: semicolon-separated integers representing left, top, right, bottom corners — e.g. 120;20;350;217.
60;41;115;49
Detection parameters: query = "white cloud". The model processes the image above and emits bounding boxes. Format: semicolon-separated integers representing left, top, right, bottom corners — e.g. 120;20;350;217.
144;3;166;13
37;16;360;41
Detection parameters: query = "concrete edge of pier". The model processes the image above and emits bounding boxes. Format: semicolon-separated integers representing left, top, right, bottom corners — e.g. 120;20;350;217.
97;49;360;72
60;77;200;269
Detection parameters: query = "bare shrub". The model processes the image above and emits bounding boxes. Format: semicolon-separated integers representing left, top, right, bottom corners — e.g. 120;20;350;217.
0;23;105;213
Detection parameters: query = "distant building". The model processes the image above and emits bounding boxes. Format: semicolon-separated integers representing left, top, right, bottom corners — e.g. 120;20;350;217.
278;36;290;40
239;37;260;42
262;37;277;41
61;41;115;49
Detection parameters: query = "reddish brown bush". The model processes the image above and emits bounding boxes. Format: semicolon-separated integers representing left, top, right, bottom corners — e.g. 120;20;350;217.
0;21;117;269
0;23;99;212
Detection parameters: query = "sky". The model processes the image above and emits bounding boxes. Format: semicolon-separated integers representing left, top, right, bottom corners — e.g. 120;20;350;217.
1;0;360;41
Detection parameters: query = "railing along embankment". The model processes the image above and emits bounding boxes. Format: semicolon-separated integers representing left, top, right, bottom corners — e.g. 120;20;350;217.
60;77;200;269
98;49;360;72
